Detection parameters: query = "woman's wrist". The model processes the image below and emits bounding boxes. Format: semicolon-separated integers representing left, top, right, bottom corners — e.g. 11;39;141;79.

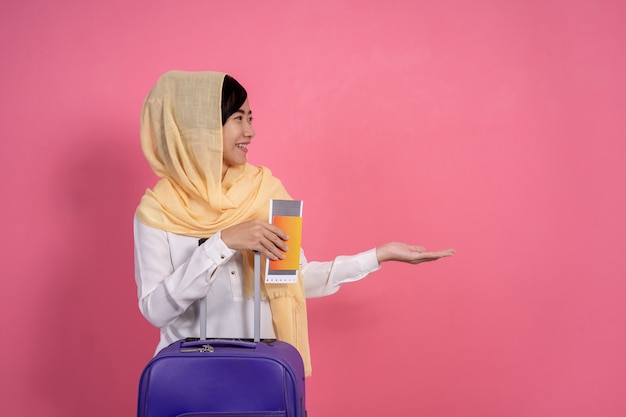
375;244;389;264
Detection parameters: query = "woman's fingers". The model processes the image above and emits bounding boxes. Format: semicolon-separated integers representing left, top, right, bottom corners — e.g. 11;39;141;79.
258;235;286;260
222;220;288;259
408;249;456;264
377;242;455;263
264;224;289;251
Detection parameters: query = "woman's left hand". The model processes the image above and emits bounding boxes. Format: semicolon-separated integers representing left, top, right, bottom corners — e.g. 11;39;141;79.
376;242;455;264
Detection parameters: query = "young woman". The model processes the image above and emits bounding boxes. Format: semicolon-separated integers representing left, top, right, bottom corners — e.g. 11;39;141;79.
134;71;454;375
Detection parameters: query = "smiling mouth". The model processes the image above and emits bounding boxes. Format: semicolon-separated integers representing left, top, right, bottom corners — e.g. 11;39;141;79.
236;143;248;149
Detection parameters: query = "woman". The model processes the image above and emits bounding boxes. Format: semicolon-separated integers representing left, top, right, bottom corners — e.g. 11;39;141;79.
134;71;454;376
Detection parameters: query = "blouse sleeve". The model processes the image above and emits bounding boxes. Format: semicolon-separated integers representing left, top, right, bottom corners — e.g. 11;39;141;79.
133;217;236;328
300;248;381;298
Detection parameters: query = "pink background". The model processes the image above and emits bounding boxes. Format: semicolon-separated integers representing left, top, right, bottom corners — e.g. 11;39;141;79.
1;1;625;416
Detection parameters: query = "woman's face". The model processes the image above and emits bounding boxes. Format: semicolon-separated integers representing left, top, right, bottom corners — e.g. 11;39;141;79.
222;99;255;176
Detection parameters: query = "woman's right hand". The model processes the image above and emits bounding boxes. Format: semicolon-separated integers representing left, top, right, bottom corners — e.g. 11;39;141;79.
220;219;288;261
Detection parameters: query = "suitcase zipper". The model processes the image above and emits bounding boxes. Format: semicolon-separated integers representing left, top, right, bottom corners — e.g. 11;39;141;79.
180;344;215;353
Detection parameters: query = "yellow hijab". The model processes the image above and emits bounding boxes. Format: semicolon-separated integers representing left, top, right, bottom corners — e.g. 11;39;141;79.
135;71;311;375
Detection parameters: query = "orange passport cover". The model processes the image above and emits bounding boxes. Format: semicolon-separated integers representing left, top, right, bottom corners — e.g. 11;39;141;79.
269;215;302;270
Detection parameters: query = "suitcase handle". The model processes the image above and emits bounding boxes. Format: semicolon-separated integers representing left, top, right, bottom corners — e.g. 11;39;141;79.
181;339;257;350
199;252;262;342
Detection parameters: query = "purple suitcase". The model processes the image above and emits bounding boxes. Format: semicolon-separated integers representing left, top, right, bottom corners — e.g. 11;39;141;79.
137;252;306;417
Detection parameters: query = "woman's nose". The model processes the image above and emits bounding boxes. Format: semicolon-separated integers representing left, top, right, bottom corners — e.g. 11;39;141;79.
245;122;255;138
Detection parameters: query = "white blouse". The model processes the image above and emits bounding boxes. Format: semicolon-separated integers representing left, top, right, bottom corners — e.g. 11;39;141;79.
133;217;381;353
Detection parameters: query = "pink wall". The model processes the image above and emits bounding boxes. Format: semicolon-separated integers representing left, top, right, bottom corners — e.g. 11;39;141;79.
1;1;625;416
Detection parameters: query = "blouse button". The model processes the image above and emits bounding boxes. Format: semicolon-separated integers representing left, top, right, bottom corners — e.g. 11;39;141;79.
230;270;236;275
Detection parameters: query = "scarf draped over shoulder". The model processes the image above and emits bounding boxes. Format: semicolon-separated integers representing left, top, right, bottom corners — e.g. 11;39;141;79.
135;70;311;375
